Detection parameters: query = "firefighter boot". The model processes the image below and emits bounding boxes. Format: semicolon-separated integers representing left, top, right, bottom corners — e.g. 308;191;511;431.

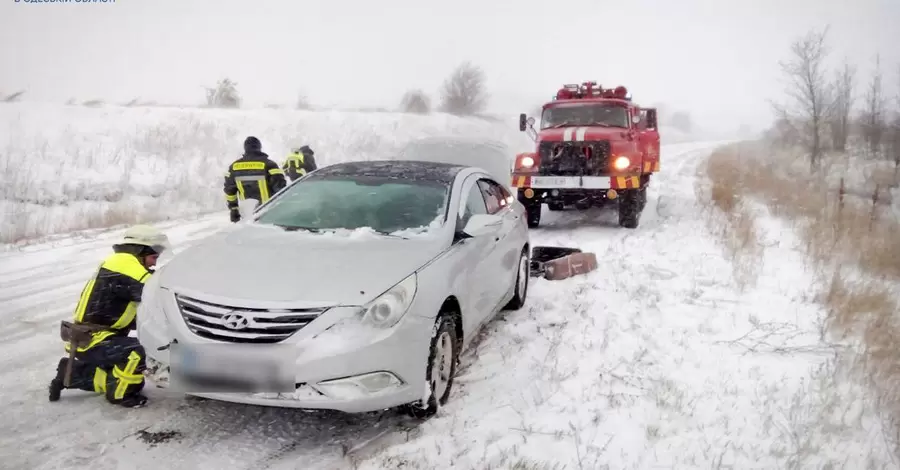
118;393;148;408
48;357;67;402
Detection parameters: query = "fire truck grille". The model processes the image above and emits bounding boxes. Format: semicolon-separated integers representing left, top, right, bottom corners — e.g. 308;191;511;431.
537;140;611;176
174;294;327;344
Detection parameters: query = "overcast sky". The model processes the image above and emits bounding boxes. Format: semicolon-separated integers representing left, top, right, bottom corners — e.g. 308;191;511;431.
1;0;898;134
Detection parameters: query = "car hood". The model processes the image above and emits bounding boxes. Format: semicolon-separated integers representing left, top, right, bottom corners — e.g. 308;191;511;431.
538;127;630;142
157;224;446;307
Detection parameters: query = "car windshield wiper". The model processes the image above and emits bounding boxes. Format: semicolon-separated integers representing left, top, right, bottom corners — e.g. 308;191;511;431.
372;229;410;240
276;225;320;233
549;121;574;128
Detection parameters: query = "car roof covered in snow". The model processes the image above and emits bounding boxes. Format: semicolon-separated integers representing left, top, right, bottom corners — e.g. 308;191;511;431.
311;160;469;185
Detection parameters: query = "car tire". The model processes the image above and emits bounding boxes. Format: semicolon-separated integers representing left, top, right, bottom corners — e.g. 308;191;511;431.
503;247;530;310
618;189;641;229
403;314;459;419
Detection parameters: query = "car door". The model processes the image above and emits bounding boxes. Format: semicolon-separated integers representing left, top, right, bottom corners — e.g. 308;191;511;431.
475;178;518;311
453;175;497;332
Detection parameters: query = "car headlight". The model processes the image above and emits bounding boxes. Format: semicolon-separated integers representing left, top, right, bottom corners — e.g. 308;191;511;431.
137;275;169;331
520;156;535;168
359;273;417;328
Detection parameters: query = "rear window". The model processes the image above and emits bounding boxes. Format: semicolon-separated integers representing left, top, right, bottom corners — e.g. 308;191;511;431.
255;176;450;235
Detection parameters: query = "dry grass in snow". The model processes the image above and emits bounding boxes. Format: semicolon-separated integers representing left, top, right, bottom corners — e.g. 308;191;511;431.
0;103;533;245
703;141;900;462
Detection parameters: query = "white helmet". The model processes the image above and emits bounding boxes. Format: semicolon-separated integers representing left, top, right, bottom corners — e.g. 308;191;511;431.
121;225;170;254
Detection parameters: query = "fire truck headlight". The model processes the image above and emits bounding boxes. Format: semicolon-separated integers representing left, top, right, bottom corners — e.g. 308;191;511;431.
613;156;630;170
520;156;535;168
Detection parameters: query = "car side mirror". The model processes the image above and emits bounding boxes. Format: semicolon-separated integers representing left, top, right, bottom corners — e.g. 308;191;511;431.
527;117;535;127
632;115;641;125
462;213;503;238
519;113;527;132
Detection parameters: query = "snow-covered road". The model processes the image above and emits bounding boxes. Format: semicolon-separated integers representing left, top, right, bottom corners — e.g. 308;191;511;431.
3;141;845;470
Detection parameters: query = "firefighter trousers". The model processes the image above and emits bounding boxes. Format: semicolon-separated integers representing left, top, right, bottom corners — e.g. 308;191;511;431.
60;335;146;404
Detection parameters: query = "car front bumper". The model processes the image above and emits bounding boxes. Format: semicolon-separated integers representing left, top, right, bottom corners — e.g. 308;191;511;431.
137;288;432;413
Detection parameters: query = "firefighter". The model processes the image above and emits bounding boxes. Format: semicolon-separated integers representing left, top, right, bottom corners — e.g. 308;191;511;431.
282;144;318;181
224;136;287;223
48;224;170;408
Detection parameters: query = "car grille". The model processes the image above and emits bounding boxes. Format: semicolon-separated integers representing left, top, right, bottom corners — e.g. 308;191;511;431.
538;140;611;176
174;294;327;344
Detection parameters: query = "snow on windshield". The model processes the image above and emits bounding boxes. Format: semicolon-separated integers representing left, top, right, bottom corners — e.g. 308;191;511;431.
253;176;448;236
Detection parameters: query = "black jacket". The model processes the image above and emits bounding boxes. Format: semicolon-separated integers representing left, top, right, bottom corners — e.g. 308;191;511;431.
67;249;151;352
282;148;318;181
223;150;287;211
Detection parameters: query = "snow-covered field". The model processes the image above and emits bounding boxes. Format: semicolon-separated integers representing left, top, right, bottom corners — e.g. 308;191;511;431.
0;103;692;244
2;137;894;469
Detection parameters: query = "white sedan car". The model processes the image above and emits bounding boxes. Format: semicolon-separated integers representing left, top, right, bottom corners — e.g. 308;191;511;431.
137;159;531;417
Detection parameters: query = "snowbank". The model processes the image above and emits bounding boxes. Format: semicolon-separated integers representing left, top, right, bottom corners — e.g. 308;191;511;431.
0;103;533;244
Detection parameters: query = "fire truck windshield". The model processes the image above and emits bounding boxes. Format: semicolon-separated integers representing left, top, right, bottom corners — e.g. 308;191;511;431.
540;103;630;130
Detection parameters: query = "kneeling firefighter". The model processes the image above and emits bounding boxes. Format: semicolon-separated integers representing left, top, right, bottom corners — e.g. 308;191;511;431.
48;225;171;408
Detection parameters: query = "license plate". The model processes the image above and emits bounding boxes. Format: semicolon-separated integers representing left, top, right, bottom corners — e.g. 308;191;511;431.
170;343;294;393
530;176;580;188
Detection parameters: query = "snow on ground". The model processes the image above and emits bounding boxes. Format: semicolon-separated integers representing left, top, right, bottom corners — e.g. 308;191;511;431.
2;140;892;469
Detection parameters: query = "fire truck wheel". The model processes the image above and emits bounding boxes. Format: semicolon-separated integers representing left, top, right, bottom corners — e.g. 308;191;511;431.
618;190;641;229
548;202;565;211
525;202;542;228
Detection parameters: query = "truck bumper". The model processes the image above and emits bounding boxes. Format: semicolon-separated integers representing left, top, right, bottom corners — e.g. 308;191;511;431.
511;174;641;190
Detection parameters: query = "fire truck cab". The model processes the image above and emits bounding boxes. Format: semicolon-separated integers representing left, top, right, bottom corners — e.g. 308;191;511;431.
515;81;660;229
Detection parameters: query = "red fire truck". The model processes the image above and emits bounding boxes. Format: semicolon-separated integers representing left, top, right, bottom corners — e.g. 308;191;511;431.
514;82;660;228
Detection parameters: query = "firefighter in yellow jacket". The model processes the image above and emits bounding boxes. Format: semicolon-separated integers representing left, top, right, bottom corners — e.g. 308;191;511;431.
224;136;287;223
282;145;318;181
48;224;170;408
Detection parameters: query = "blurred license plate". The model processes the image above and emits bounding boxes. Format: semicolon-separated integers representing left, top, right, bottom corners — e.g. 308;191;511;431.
171;343;294;393
530;176;579;188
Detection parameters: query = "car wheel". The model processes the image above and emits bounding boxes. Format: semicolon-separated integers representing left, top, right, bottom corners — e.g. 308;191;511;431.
404;314;459;419
503;247;529;310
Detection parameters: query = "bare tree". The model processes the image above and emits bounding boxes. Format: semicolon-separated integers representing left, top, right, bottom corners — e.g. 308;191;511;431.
669;111;693;134
860;55;886;158
827;61;856;152
2;90;25;103
296;93;312;110
772;27;831;171
205;78;241;108
399;89;431;114
890;64;900;176
438;61;489;116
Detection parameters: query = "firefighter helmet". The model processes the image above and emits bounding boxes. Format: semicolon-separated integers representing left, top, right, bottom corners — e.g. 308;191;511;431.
121;225;170;255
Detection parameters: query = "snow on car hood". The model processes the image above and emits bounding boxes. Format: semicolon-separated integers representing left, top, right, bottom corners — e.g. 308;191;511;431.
157;223;446;307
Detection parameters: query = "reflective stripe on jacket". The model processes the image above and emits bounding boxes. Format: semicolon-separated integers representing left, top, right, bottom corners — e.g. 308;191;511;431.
65;252;150;353
223;152;287;209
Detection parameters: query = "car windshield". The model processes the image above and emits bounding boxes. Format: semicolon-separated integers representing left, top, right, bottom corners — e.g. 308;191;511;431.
255;175;450;235
541;104;630;129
